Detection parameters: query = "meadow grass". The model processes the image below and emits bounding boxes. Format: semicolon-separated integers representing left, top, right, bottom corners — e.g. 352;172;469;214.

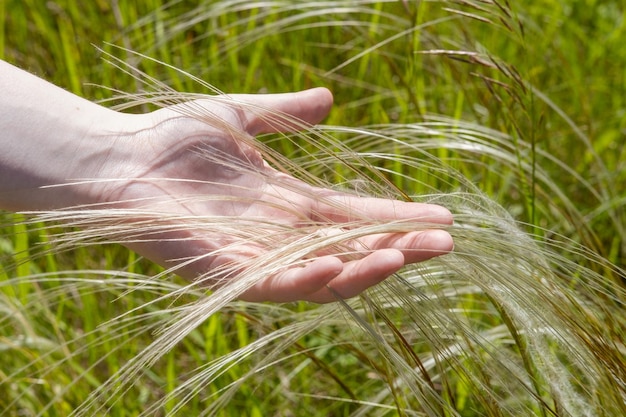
1;1;625;416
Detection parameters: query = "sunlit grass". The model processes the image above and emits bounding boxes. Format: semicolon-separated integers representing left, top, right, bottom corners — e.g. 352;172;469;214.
1;1;625;416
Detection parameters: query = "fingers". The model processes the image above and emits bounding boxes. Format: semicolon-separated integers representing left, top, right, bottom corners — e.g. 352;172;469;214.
230;87;334;135
305;230;453;303
357;229;454;264
240;250;404;304
311;193;454;225
240;229;453;303
240;256;344;303
307;249;406;303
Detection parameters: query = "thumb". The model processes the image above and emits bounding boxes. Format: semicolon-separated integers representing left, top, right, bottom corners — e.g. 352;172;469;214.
231;87;333;135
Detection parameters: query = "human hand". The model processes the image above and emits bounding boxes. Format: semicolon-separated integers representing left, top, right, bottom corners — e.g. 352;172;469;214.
96;88;454;303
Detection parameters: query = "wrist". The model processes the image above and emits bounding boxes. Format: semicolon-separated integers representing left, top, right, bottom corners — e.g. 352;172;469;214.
58;108;141;209
0;60;138;211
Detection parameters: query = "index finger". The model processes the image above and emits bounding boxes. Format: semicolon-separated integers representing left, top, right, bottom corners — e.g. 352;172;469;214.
309;192;454;225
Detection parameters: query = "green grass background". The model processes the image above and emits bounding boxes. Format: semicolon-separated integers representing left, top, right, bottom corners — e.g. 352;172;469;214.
1;1;624;416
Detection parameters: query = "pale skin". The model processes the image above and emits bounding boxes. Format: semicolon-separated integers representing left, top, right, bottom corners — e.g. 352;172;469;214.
0;60;454;303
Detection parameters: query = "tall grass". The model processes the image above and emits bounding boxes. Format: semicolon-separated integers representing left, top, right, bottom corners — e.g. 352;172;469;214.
1;1;625;416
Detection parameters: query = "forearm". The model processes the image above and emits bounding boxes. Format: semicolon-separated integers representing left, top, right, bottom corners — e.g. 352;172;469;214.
0;60;129;211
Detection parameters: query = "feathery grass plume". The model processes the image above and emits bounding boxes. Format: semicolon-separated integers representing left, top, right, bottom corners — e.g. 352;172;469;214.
2;0;626;416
